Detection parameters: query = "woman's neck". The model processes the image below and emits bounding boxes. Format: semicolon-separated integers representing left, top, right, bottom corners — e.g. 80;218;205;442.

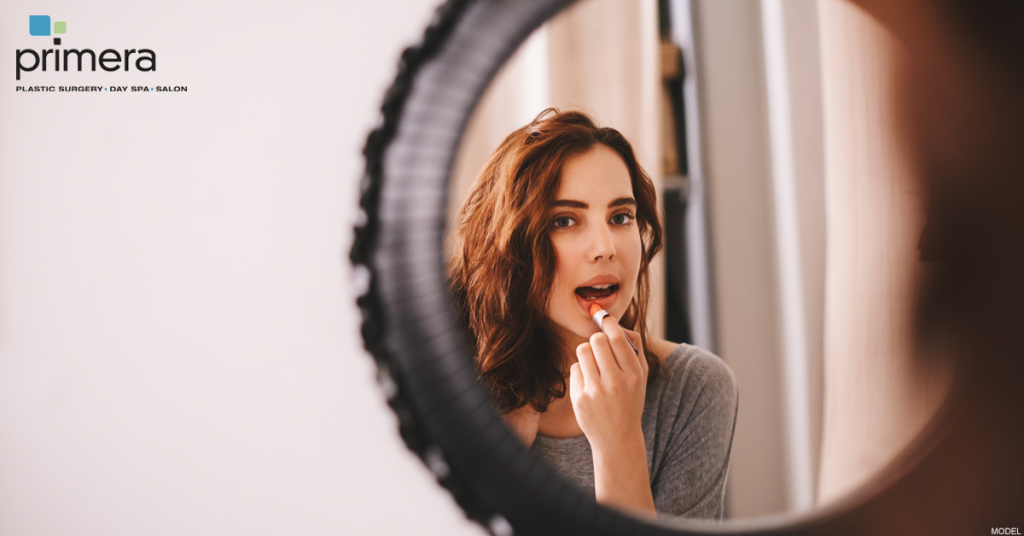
547;321;588;364
536;389;583;439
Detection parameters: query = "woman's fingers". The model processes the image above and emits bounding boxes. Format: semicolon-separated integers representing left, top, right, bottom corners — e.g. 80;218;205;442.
569;362;584;400
623;329;648;377
571;320;649;459
595;315;643;375
576;342;601;384
588;330;622;375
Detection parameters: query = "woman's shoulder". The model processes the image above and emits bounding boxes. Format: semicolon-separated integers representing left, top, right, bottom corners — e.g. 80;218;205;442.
648;339;737;395
648;337;683;364
644;340;738;439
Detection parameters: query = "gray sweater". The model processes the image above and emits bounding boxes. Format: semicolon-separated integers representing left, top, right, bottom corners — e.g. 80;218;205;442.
530;344;739;521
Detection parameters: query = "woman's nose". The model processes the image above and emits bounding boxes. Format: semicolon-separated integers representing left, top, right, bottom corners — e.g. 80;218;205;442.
586;222;616;261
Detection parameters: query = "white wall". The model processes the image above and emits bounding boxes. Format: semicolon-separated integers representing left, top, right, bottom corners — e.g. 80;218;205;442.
0;1;486;535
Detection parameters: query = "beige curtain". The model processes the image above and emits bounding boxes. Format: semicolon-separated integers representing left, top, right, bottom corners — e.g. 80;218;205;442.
816;0;953;505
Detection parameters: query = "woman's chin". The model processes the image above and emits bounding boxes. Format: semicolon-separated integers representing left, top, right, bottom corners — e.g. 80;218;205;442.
574;322;602;341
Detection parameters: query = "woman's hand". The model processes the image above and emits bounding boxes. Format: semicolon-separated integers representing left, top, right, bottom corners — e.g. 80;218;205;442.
502;405;542;448
570;315;656;517
570;317;648;451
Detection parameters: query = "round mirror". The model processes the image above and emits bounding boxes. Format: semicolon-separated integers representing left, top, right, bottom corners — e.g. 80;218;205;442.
351;0;1022;533
445;0;832;522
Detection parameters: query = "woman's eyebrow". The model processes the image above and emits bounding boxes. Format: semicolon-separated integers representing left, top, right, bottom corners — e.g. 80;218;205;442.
609;197;637;208
551;199;587;208
550;197;636;209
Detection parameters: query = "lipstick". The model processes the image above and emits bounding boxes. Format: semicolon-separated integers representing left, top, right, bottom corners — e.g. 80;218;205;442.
589;303;639;355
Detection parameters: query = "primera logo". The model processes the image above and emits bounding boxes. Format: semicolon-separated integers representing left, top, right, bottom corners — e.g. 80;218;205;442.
16;15;156;80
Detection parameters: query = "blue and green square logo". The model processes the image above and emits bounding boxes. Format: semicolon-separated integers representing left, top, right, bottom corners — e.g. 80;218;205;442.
29;15;66;36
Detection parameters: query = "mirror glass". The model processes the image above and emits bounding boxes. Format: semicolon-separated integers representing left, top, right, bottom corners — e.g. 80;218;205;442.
444;0;954;523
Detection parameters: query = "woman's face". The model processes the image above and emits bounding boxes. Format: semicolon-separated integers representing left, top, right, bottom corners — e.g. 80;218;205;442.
544;144;643;345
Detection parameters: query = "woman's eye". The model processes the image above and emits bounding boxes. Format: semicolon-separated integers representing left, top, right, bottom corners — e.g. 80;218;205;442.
611;212;634;225
552;216;577;229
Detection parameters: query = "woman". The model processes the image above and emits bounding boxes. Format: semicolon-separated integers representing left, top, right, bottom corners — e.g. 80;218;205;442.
448;109;738;521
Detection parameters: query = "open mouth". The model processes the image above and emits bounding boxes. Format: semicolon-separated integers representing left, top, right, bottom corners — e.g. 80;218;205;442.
575;283;619;301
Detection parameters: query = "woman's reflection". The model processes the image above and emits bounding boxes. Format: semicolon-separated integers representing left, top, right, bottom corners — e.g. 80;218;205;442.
447;109;738;520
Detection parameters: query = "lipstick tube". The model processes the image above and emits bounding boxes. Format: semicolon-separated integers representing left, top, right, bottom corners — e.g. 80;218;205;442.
589;304;639;355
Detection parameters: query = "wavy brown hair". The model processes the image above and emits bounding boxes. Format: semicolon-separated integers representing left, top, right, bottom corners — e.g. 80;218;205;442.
447;109;664;414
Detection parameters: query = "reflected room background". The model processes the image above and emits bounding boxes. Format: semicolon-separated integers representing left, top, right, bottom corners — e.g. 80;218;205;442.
446;0;953;520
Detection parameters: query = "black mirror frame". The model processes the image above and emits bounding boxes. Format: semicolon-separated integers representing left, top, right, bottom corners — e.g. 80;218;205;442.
347;0;962;534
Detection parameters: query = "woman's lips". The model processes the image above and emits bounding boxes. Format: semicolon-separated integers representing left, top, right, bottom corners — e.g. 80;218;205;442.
575;289;618;317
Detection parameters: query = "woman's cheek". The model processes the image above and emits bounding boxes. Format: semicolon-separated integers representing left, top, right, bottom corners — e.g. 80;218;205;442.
623;234;643;276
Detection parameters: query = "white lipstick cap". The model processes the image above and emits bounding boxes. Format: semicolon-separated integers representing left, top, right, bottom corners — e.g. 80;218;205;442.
591;309;609;330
